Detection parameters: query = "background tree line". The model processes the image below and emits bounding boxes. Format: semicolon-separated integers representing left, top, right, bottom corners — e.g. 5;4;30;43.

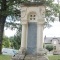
2;25;21;50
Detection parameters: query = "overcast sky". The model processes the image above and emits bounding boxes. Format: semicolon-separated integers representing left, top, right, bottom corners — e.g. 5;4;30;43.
44;17;60;37
4;28;16;37
43;22;60;37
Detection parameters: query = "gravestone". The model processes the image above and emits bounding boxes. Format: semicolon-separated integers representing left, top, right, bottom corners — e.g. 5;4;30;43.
12;0;48;60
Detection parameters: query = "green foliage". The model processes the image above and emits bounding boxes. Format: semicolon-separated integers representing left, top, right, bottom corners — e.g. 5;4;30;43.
2;36;11;48
0;0;28;29
0;0;59;19
44;0;59;27
9;25;21;49
46;45;53;51
0;0;27;16
10;36;21;49
13;35;21;49
2;36;10;48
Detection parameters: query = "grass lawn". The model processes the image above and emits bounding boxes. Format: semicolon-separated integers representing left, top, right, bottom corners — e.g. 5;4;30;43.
0;54;60;60
0;55;11;60
48;55;60;60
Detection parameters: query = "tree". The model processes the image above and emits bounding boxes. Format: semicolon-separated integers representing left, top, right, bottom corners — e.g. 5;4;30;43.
46;45;53;52
9;25;21;49
9;36;21;50
0;0;27;54
2;36;10;48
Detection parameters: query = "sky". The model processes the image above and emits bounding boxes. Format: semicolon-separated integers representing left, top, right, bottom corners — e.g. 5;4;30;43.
44;21;60;37
4;28;16;37
44;17;60;37
54;0;60;3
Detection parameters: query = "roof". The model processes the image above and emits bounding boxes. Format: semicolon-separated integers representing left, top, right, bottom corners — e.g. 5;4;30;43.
44;37;60;44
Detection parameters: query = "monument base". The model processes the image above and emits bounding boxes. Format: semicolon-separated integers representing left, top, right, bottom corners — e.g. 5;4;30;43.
12;48;49;60
24;55;48;60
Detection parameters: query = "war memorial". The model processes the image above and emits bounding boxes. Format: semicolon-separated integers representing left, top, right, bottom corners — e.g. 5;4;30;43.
12;0;48;60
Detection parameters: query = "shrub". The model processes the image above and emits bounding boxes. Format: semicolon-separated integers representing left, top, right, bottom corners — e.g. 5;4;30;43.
46;45;53;52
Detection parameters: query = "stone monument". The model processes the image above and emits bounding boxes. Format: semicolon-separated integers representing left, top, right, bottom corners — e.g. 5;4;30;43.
12;0;48;60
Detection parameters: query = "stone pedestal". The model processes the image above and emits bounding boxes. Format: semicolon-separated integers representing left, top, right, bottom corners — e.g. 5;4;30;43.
25;55;48;60
12;48;26;60
12;48;48;60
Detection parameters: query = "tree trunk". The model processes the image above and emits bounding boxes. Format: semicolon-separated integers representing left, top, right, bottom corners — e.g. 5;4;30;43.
0;16;6;54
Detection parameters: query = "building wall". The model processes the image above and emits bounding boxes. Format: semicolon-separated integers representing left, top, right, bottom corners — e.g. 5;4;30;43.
44;38;60;51
52;39;59;50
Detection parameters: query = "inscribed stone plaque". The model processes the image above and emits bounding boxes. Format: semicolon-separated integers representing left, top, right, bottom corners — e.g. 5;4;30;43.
27;22;37;54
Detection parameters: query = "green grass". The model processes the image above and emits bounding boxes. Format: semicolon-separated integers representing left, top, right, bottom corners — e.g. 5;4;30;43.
0;54;60;60
48;55;60;60
0;55;11;60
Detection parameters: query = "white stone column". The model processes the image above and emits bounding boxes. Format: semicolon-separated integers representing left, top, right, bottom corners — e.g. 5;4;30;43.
21;24;27;49
37;23;44;52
